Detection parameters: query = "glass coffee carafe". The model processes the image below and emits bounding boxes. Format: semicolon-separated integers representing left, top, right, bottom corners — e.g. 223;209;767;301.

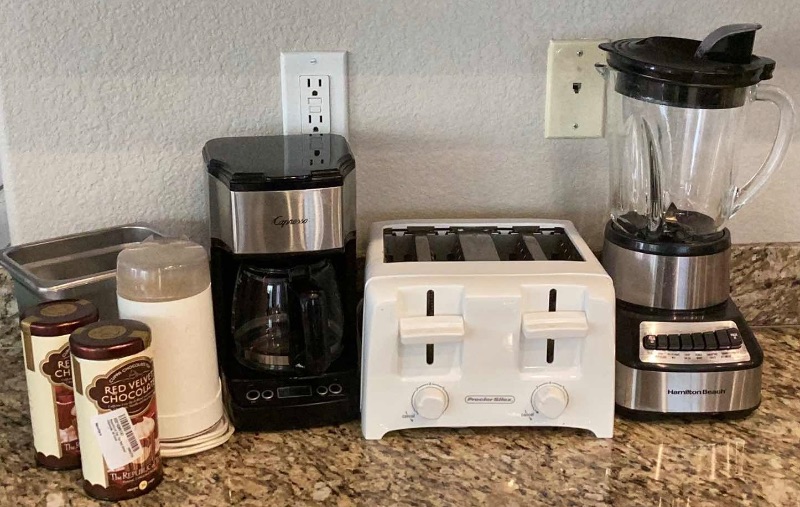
231;260;344;375
598;24;796;242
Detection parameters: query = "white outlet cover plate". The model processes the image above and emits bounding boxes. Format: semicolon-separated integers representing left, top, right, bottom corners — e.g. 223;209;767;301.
281;51;349;138
545;39;608;139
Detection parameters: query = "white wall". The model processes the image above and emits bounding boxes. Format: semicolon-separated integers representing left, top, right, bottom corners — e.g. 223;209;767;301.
1;0;799;250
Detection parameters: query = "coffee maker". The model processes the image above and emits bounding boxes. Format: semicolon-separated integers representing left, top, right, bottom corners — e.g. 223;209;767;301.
597;25;796;418
205;134;360;430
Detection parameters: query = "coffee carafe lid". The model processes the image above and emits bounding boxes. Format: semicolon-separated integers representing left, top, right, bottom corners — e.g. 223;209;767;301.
600;24;776;108
203;134;354;192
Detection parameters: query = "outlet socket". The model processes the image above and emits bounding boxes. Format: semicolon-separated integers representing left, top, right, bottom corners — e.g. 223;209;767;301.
300;76;330;134
281;51;349;138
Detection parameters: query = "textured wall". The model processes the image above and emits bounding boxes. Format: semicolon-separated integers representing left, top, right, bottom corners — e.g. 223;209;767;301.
1;1;799;250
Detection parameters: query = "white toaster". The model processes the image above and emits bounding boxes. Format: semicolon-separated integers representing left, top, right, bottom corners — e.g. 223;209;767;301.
360;219;615;439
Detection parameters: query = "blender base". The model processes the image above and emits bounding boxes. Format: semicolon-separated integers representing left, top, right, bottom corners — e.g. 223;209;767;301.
614;299;763;418
615;403;760;421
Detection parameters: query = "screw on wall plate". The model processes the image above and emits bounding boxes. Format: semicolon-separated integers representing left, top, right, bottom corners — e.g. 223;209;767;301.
310;58;317;64
573;123;579;129
576;50;584;57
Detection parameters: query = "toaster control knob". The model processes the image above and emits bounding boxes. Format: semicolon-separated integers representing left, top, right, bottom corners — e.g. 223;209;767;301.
532;384;569;419
412;385;449;420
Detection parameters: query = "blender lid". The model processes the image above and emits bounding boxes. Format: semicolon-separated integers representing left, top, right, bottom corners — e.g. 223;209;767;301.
204;134;354;191
600;24;775;108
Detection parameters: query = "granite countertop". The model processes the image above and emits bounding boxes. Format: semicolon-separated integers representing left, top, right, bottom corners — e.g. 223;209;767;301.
1;244;800;506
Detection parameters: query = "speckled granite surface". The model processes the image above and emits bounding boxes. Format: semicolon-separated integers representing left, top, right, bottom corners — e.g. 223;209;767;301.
1;329;798;506
731;243;800;326
1;246;799;506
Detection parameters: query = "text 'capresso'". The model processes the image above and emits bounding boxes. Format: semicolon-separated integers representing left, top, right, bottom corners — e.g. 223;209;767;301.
273;216;309;228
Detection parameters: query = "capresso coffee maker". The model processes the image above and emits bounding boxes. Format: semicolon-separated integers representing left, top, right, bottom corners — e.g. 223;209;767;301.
205;134;359;430
598;25;796;418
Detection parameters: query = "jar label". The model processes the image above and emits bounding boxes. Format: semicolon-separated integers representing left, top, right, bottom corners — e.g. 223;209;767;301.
75;353;162;499
41;345;73;388
90;408;144;470
42;345;80;458
88;359;156;415
21;330;79;466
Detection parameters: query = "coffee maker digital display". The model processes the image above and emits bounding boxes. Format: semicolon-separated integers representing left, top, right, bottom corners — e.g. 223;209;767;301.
205;134;359;430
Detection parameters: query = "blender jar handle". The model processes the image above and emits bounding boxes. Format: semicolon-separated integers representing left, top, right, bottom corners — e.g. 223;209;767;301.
731;84;796;215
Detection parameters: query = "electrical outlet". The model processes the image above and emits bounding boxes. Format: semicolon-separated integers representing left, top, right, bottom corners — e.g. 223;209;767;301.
300;76;330;134
281;51;348;138
544;39;608;138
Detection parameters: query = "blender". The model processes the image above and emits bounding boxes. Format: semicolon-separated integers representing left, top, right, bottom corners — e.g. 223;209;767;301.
597;24;796;418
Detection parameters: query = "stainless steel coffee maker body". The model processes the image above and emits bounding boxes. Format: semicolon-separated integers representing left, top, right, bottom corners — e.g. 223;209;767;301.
206;134;359;431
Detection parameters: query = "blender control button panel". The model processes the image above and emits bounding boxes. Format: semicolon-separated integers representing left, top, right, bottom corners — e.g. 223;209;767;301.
638;321;750;365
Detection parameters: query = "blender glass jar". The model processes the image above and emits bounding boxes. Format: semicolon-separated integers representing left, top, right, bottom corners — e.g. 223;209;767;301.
599;24;795;242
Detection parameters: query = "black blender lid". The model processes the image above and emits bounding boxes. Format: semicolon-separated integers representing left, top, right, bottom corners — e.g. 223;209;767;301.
600;24;775;108
204;134;354;191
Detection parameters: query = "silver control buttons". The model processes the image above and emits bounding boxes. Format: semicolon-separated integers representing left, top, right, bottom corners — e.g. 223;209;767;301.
245;389;260;401
329;383;343;395
261;389;274;400
412;384;449;420
316;385;329;396
531;383;569;419
639;321;751;365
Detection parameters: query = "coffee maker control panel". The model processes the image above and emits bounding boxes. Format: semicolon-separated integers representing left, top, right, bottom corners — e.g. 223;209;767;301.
235;380;349;406
638;321;750;365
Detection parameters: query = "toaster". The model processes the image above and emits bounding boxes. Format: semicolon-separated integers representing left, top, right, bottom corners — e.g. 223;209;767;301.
361;219;615;439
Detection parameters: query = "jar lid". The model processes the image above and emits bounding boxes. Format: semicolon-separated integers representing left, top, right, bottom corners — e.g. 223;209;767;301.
21;299;99;337
116;237;210;302
69;320;151;361
600;24;775;108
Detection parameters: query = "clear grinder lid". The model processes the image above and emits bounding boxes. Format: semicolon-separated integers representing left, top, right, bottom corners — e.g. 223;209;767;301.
600;23;775;108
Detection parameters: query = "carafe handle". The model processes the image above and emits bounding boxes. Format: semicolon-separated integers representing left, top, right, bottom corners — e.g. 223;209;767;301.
298;287;332;375
731;84;796;216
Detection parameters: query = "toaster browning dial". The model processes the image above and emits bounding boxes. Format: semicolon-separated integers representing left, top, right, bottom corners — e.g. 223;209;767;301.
532;383;569;419
412;384;449;420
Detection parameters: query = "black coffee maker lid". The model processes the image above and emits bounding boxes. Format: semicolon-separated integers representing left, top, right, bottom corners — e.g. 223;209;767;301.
204;134;354;191
600;24;775;108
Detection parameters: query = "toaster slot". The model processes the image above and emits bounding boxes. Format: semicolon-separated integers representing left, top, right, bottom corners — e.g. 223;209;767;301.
383;225;584;262
522;235;548;261
457;233;500;261
428;234;463;261
490;233;525;261
534;230;584;261
415;236;433;262
384;233;417;262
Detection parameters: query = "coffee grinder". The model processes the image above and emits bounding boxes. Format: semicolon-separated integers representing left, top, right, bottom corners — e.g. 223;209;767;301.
597;25;796;417
205;134;359;430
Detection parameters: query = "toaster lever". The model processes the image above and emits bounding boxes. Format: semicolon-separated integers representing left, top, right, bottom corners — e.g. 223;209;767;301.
399;316;465;345
522;311;589;339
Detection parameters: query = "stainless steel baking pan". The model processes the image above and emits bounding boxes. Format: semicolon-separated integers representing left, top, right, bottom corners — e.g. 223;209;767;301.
0;224;163;318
